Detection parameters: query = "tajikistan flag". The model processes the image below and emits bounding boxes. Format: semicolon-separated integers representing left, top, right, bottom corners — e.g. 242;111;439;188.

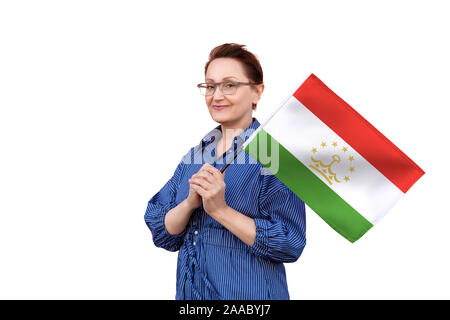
243;74;425;242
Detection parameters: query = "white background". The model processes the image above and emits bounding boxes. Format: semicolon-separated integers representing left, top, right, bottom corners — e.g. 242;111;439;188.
0;0;448;299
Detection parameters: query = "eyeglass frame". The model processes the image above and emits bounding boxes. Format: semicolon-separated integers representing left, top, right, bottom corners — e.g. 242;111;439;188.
197;81;263;96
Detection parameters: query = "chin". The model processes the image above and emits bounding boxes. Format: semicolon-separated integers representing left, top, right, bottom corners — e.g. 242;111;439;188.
211;114;227;122
209;111;228;121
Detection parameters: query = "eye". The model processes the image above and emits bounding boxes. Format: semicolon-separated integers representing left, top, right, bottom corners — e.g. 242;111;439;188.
206;84;215;89
225;82;236;87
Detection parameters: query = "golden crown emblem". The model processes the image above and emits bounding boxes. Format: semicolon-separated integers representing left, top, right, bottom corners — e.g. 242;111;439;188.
309;141;356;185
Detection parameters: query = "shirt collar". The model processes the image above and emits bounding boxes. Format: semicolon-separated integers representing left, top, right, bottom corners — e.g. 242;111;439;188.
198;117;261;152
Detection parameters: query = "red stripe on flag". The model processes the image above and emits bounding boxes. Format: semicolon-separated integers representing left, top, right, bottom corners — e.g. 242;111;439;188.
293;74;425;193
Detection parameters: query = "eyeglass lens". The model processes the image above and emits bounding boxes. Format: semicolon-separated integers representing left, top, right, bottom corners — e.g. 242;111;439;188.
201;82;237;96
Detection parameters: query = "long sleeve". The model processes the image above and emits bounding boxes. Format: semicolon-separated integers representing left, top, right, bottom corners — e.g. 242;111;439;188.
249;174;307;263
144;159;187;252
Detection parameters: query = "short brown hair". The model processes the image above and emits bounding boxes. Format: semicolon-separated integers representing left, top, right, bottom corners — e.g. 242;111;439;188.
204;43;263;110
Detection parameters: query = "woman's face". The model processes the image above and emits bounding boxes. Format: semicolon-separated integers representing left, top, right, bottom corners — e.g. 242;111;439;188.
204;57;263;126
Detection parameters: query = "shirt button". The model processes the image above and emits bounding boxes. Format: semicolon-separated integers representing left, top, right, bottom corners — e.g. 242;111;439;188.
193;241;196;246
194;230;198;235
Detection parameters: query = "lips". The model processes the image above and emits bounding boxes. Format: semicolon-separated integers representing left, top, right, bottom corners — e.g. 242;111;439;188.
213;105;229;110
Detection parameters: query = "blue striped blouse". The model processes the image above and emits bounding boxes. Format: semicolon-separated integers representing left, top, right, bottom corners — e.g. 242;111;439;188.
144;117;306;300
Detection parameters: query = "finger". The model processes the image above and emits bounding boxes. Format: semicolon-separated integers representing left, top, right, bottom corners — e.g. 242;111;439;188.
195;164;213;178
191;183;207;197
201;164;222;177
199;163;215;174
203;163;214;169
199;164;225;182
189;177;212;190
191;168;211;179
205;166;225;180
199;163;214;173
196;171;215;184
219;167;226;178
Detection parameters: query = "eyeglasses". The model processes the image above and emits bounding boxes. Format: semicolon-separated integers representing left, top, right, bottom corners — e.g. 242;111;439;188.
197;81;262;96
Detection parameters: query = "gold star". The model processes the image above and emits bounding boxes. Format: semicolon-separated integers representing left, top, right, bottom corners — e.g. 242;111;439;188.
321;142;327;148
344;176;350;182
312;148;318;153
342;146;348;152
348;156;354;161
349;167;355;172
332;141;338;147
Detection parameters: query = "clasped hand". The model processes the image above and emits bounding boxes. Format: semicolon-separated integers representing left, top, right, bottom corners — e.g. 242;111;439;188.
188;163;227;218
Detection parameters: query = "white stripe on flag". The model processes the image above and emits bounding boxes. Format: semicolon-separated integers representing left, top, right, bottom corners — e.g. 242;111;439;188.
263;96;404;225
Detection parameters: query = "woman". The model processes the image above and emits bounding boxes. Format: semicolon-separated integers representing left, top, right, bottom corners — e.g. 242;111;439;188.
144;43;306;300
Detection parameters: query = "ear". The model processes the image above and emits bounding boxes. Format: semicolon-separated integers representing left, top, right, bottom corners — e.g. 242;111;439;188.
252;83;264;105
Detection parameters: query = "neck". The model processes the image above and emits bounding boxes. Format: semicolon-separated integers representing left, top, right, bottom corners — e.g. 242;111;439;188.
220;117;253;142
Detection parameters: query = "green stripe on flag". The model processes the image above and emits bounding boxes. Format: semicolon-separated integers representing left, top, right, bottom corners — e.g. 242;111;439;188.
244;129;373;242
